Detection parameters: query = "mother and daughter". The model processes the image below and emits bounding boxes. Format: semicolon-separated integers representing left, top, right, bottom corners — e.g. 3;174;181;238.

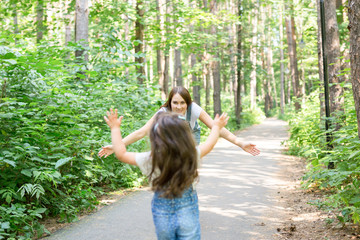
100;86;260;240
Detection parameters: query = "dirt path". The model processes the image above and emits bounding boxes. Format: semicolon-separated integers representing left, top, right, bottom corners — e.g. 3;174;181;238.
41;118;359;240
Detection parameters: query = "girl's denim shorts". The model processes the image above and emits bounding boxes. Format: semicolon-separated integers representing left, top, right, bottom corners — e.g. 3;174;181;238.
151;186;200;240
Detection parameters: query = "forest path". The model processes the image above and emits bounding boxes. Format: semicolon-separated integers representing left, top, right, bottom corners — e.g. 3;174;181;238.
44;118;289;240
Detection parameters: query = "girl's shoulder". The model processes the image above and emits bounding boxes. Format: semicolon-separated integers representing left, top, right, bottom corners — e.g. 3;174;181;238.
135;152;152;176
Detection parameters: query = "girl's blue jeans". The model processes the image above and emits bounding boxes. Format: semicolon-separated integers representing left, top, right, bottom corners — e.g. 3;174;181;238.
151;187;200;240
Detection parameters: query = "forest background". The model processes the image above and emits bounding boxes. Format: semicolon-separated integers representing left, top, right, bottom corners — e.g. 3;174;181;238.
1;0;360;239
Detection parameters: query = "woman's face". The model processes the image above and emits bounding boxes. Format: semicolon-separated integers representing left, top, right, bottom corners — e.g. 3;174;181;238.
171;93;187;115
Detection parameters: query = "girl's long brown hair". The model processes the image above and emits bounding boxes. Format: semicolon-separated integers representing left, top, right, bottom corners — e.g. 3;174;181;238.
161;86;192;111
149;112;198;198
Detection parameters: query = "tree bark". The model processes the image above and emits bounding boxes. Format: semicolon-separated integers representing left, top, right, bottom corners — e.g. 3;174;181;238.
279;2;285;115
210;0;221;116
13;4;19;45
235;0;242;125
135;0;145;84
162;0;170;97
75;0;89;62
316;0;325;118
174;48;183;86
250;1;258;110
36;0;44;43
285;4;301;111
156;0;165;99
348;0;360;139
325;0;344;129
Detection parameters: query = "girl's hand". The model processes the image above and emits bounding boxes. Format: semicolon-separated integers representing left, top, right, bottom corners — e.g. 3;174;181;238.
98;145;114;158
213;112;229;129
104;108;123;129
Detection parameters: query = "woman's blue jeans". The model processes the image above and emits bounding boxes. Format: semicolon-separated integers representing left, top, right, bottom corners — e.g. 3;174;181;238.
151;187;200;240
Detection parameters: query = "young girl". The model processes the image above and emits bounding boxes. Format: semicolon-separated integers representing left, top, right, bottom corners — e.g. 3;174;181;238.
99;86;260;158
104;108;229;239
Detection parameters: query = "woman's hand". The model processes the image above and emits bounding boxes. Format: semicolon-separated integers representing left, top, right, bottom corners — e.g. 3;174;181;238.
98;145;114;158
240;142;260;156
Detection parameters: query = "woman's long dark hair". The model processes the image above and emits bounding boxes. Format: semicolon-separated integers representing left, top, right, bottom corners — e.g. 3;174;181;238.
161;86;192;111
149;112;198;198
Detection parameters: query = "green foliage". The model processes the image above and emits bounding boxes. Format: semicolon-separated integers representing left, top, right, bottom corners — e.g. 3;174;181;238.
0;36;158;238
285;88;360;225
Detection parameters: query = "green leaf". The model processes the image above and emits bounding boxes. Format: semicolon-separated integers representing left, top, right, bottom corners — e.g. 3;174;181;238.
55;157;73;169
0;222;10;229
32;208;47;215
1;59;17;64
21;169;32;177
349;150;360;160
3;160;16;167
84;155;94;161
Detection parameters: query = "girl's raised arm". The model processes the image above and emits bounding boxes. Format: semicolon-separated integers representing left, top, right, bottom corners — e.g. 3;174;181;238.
104;109;137;166
98;112;157;158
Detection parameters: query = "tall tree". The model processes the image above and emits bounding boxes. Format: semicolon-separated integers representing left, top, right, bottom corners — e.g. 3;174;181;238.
162;0;170;96
135;0;145;84
285;4;301;111
249;0;258;110
13;4;19;45
210;0;221;116
173;2;183;87
190;0;200;105
75;0;89;62
36;0;44;43
267;6;277;109
235;0;242;125
279;2;285;115
348;0;360;139
325;0;344;129
156;0;165;99
316;0;325;117
64;0;72;47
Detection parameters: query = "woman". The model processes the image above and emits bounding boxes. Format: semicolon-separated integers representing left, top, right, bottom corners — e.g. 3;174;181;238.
98;86;260;157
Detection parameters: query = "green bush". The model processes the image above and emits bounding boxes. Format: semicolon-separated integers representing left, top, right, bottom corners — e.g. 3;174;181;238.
0;37;158;238
285;88;360;225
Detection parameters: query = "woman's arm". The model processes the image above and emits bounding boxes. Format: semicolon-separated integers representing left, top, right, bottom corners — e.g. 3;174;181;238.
198;110;260;156
199;113;228;158
98;113;157;158
122;114;157;146
104;109;137;166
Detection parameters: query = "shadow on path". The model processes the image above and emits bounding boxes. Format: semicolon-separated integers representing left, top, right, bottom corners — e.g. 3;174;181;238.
44;118;289;240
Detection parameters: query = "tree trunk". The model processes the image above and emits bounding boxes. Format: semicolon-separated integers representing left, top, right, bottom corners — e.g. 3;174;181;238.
325;0;344;129
156;0;165;99
285;5;301;111
267;6;277;109
316;0;325;118
348;0;360;139
279;2;285;115
36;0;44;43
192;53;200;105
135;0;145;84
235;0;242;126
174;48;183;86
75;0;89;62
13;4;19;45
210;0;221;116
250;1;258;110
